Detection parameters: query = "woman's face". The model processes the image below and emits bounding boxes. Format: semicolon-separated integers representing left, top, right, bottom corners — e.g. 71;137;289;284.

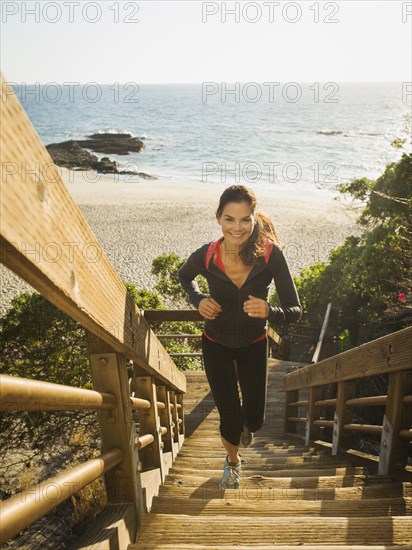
217;201;255;247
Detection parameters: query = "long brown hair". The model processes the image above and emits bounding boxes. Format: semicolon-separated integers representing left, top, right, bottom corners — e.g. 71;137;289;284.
215;184;285;265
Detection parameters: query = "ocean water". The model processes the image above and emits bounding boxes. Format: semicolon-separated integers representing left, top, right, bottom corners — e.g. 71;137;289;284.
11;82;410;198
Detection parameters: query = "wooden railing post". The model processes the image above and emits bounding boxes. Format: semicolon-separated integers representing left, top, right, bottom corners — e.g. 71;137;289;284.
157;385;176;462
86;332;143;535
176;392;185;447
378;369;412;475
134;374;165;482
332;380;356;455
305;386;323;446
284;390;299;436
169;390;180;452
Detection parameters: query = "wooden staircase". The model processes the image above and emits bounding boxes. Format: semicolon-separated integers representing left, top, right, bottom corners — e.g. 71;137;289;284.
2;74;411;549
129;360;412;549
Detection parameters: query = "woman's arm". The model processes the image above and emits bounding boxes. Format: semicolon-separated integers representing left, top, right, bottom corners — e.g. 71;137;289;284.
266;244;302;324
178;246;208;309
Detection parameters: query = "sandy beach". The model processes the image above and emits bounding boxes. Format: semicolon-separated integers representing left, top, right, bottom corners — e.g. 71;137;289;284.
0;168;363;317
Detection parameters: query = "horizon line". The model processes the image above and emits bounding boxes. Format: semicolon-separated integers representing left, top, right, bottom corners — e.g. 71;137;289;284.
7;80;409;85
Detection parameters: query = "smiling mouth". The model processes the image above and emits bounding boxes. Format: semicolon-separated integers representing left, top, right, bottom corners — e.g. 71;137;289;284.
230;233;244;237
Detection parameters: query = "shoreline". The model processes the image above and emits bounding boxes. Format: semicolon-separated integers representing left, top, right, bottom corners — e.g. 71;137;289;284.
0;168;363;317
59;167;345;205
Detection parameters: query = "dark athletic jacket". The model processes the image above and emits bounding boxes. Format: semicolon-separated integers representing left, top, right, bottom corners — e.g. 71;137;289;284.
178;237;302;348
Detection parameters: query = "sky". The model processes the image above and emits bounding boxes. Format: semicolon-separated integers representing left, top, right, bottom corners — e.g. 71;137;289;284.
1;1;411;83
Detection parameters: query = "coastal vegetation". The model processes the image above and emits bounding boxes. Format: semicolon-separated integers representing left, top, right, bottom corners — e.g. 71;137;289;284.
296;148;411;349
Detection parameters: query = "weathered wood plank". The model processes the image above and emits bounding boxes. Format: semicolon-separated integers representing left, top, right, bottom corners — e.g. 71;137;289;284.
305;385;324;445
332;380;357;454
378;369;412;474
150;496;412;516
71;504;137;550
283;326;412;390
165;454;355;465
167;465;367;476
131;515;412;545
0;73;185;392
129;546;412;550
134;376;165;480
155;481;411;501
140;467;161;512
161;473;378;488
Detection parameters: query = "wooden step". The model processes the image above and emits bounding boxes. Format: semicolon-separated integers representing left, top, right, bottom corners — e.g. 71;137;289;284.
129;515;412;546
130;546;412;550
166;464;368;477
179;443;317;454
162;473;384;488
156;481;411;501
171;450;333;459
150;495;412;516
171;460;357;469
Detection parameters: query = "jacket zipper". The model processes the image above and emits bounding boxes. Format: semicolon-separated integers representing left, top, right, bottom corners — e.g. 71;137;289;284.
237;289;242;348
215;241;249;347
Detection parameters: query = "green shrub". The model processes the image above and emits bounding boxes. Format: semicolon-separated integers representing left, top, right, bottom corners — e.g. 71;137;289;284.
295;151;411;347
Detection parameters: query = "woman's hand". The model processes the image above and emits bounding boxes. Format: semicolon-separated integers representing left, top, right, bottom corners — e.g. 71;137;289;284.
198;297;222;320
243;294;270;319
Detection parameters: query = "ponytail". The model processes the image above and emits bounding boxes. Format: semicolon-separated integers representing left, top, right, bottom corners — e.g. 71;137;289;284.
239;209;285;265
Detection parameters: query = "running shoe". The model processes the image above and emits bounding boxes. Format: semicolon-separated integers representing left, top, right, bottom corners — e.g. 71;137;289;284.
218;454;241;489
239;424;253;447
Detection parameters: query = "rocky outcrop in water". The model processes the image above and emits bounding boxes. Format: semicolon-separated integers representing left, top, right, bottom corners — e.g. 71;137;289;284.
46;133;156;178
75;133;145;154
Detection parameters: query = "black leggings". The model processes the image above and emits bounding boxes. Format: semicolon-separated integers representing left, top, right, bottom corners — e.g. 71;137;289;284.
201;333;269;446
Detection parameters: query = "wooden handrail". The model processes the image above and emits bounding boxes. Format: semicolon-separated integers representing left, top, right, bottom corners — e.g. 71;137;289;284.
287;416;307;423
343;423;383;434
0;448;123;543
345;395;388;406
137;434;155;449
283;326;411;390
0;74;185;393
283;325;412;476
285;395;412;409
0;374;178;415
399;429;412;440
130;396;151;410
0;73;187;547
0;374;117;411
